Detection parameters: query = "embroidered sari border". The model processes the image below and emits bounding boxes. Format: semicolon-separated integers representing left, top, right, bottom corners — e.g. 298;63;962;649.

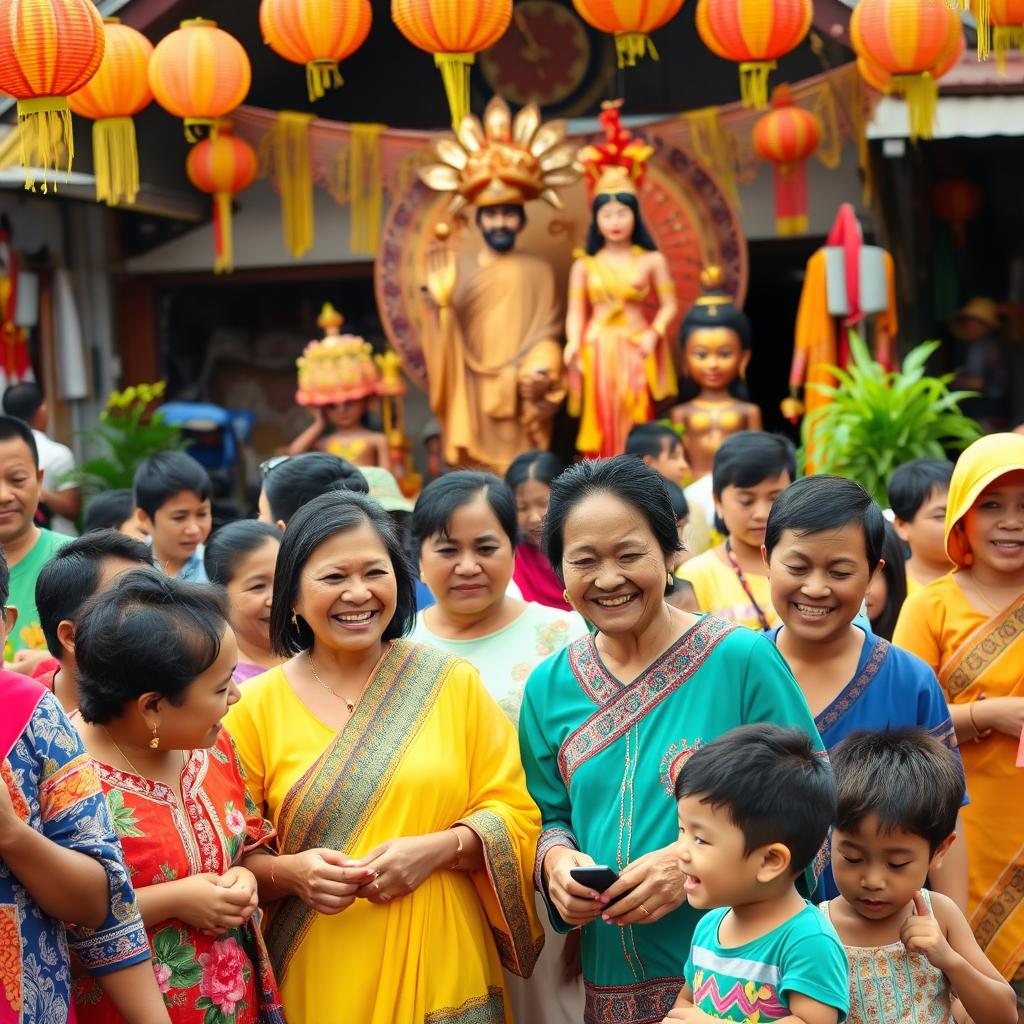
534;827;578;894
814;636;889;734
970;838;1024;968
267;642;457;979
423;986;506;1023
459;809;541;979
941;596;1024;700
583;977;683;1024
559;617;733;786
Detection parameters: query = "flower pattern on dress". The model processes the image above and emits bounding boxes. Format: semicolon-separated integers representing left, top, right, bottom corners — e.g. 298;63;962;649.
659;738;704;796
198;937;251;1020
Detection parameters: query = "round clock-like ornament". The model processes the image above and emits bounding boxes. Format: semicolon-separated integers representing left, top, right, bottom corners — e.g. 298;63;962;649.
479;1;591;109
375;135;747;392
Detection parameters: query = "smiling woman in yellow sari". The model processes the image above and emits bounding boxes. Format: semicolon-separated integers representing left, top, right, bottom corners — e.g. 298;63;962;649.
226;491;542;1024
893;433;1024;1008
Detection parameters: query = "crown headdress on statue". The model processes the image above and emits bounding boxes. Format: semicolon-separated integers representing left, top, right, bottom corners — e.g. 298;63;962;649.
576;100;653;200
295;303;383;408
419;96;579;212
694;266;735;309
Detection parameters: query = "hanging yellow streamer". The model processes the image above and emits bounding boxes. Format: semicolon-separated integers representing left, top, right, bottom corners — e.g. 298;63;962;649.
615;32;659;67
739;61;776;109
434;53;474;131
261;111;315;259
18;98;74;194
993;25;1024;73
681;106;739;206
349;123;385;256
93;117;140;206
894;73;938;141
810;83;841;169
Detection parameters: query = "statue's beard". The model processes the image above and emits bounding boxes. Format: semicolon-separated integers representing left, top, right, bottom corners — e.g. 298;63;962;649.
482;228;517;253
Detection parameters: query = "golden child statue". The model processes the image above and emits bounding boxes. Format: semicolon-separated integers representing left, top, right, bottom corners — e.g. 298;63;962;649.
670;267;762;479
418;97;579;474
566;102;678;458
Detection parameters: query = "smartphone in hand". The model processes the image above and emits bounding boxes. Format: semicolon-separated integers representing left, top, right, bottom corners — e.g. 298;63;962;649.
570;865;632;908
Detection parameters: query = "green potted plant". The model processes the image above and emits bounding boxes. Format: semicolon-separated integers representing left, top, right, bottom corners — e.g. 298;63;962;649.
801;333;982;505
75;381;186;494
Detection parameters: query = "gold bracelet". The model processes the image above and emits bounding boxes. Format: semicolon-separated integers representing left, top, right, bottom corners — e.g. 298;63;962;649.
968;700;984;742
449;828;463;870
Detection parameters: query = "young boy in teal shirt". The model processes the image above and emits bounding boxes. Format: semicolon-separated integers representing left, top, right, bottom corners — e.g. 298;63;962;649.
666;724;849;1023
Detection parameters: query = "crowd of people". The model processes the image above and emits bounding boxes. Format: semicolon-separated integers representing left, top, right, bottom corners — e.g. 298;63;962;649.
1;379;1023;1024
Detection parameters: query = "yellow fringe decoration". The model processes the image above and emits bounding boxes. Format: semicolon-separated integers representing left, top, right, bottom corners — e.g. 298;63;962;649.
776;213;809;236
261;111;315;259
93;117;140;206
214;191;234;274
811;83;842;169
976;0;992;59
739;61;776;109
993;25;1023;73
17;97;73;194
893;72;938;140
349;123;385;256
434;52;474;131
682;106;739;206
615;32;659;68
306;59;343;103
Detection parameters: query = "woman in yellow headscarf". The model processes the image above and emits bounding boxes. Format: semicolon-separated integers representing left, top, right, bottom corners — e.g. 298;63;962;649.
893;433;1024;1006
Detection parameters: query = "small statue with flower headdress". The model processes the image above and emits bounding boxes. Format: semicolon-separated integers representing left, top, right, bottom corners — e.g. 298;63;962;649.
287;304;394;470
566;101;678;458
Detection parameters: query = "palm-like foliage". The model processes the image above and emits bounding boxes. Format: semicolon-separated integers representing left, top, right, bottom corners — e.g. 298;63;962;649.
74;381;186;494
801;333;981;506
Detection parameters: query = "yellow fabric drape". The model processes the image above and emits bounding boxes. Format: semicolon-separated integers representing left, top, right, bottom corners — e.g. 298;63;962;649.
260;111;315;259
349;123;385;256
682;106;739;206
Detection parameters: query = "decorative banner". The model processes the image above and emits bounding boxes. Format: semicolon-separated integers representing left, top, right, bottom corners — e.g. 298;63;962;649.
0;0;105;191
68;18;154;206
571;0;685;67
260;111;315;259
374;136;747;391
349;123;386;255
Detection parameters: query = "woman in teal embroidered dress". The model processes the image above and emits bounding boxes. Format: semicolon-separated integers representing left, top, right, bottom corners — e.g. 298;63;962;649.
518;457;827;1024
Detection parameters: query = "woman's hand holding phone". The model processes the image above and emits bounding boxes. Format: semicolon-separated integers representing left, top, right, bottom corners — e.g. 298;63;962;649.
543;848;605;927
601;845;688;926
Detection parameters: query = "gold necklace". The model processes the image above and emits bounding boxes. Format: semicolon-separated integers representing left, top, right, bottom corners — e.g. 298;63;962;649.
307;651;360;713
102;727;187;778
966;570;1011;615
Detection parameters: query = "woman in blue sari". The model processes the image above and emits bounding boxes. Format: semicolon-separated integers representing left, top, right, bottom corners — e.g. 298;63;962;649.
518;457;826;1024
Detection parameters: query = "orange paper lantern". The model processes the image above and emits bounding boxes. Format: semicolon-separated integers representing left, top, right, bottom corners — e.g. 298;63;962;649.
932;179;981;249
753;85;821;236
186;125;259;274
572;0;685;67
0;0;105;190
851;0;961;139
149;18;251;141
981;0;1024;67
260;0;372;101
391;0;512;129
695;0;812;108
68;18;153;206
858;25;964;94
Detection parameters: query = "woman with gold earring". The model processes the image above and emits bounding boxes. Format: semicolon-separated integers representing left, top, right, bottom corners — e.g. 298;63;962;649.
71;569;285;1023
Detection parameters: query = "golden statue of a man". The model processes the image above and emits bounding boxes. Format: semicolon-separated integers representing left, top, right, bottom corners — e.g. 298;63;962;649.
418;97;579;474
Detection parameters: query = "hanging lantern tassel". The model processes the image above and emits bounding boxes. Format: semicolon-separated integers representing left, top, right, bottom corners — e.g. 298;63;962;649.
434;53;474;131
894;72;938;140
92;117;140;205
773;161;809;235
17;99;74;194
993;25;1024;71
739;61;777;109
261;111;315;258
615;32;660;67
307;59;343;102
211;191;234;274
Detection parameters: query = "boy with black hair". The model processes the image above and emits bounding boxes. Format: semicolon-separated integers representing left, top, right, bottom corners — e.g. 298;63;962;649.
0;415;69;663
34;530;153;711
825;729;1015;1024
626;423;712;554
257;451;369;529
763;475;967;905
676;431;794;631
133;451;212;581
665;724;849;1024
886;458;954;591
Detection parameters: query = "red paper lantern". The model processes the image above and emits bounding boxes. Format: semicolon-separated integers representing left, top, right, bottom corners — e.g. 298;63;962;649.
186;125;259;273
0;0;105;189
932;179;981;249
68;18;153;205
753;85;822;236
851;0;961;139
572;0;686;67
259;0;372;101
391;0;512;129
695;0;812;108
149;18;251;141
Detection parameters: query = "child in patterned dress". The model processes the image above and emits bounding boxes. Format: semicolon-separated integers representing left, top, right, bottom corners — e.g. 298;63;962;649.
822;729;1015;1024
664;724;849;1023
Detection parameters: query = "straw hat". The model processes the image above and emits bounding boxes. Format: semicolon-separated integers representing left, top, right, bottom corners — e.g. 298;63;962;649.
359;466;414;513
951;297;1000;332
